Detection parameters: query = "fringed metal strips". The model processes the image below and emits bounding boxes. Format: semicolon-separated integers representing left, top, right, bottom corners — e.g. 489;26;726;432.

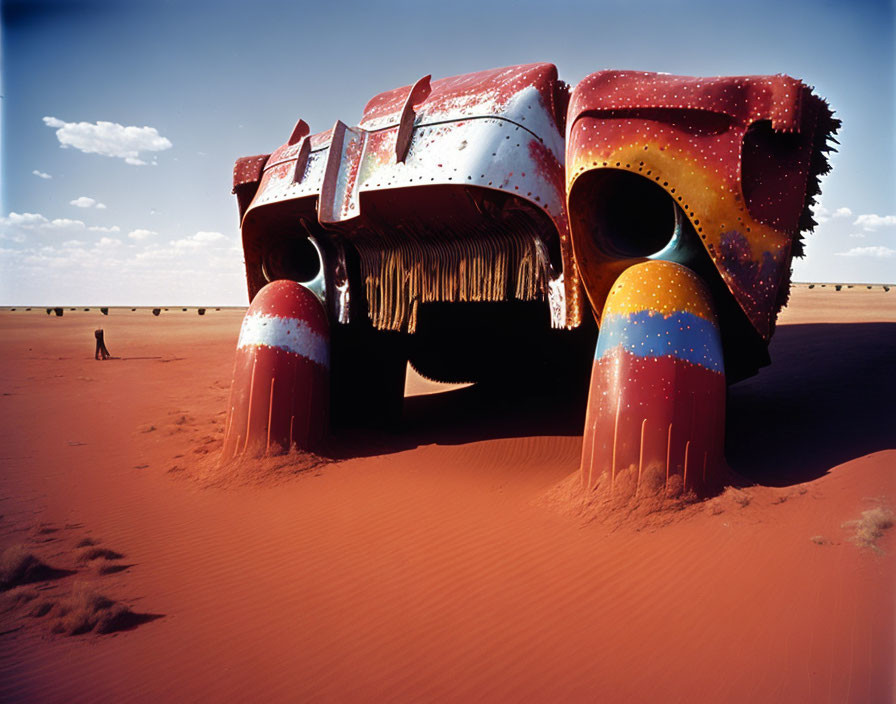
238;63;581;329
352;212;549;333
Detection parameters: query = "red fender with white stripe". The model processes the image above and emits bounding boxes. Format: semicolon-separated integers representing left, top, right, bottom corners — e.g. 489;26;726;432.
222;280;329;458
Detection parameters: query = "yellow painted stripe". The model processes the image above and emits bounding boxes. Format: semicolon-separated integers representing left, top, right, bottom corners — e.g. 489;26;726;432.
604;260;716;321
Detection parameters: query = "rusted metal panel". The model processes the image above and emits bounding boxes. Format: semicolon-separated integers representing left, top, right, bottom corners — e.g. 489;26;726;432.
358;63;567;132
249;138;329;212
241;63;580;329
395;75;432;163
566;71;838;340
236;66;836;340
232;154;270;219
318;120;367;224
232;155;270;192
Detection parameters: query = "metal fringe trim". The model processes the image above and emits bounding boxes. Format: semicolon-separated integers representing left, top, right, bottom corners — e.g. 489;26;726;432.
352;213;550;333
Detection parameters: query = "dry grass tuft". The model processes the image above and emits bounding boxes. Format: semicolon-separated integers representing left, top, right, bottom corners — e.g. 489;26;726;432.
1;545;40;590
77;547;124;563
27;582;147;635
0;545;69;590
92;558;129;575
1;586;41;612
539;463;702;530
842;505;894;552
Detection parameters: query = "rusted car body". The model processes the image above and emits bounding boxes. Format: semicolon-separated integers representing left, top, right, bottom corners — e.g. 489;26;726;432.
224;63;837;495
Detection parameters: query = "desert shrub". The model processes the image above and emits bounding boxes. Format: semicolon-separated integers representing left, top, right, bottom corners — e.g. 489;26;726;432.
842;506;894;551
77;547;124;563
1;546;49;590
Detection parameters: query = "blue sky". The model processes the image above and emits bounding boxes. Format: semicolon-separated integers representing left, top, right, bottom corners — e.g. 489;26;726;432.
1;0;893;305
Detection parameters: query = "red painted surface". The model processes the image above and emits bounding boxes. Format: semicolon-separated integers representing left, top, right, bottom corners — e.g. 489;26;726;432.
359;63;564;128
395;75;433;162
222;282;329;459
234;66;836;340
580;261;727;497
287;118;310;146
232;155;270;192
567;71;837;338
580;349;726;496
238;62;579;326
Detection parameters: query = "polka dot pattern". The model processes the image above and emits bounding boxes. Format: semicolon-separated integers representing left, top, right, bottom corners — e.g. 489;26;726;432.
566;70;838;340
232;154;269;192
603;260;715;321
597;260;722;373
596;310;723;373
235;63;583;330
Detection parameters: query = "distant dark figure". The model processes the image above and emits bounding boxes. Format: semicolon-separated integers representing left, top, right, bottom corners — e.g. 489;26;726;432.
198;308;206;316
94;329;111;360
101;307;109;315
152;308;161;316
54;308;63;317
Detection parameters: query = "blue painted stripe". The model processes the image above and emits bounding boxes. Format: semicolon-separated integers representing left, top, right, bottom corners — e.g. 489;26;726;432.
596;309;724;373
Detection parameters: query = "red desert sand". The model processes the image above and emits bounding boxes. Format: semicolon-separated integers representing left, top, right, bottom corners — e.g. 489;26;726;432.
1;285;894;702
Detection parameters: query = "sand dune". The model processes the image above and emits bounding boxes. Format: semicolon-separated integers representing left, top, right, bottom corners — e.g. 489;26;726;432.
0;287;893;702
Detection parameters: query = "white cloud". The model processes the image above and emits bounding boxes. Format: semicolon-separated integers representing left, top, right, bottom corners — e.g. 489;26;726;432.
42;116;172;166
32;170;52;180
135;231;238;262
0;211;125;246
128;228;157;241
1;211;87;235
170;230;227;249
0;226;245;305
193;231;227;243
836;246;895;258
70;196;107;209
4;212;53;228
815;205;853;224
848;232;865;238
854;214;896;231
